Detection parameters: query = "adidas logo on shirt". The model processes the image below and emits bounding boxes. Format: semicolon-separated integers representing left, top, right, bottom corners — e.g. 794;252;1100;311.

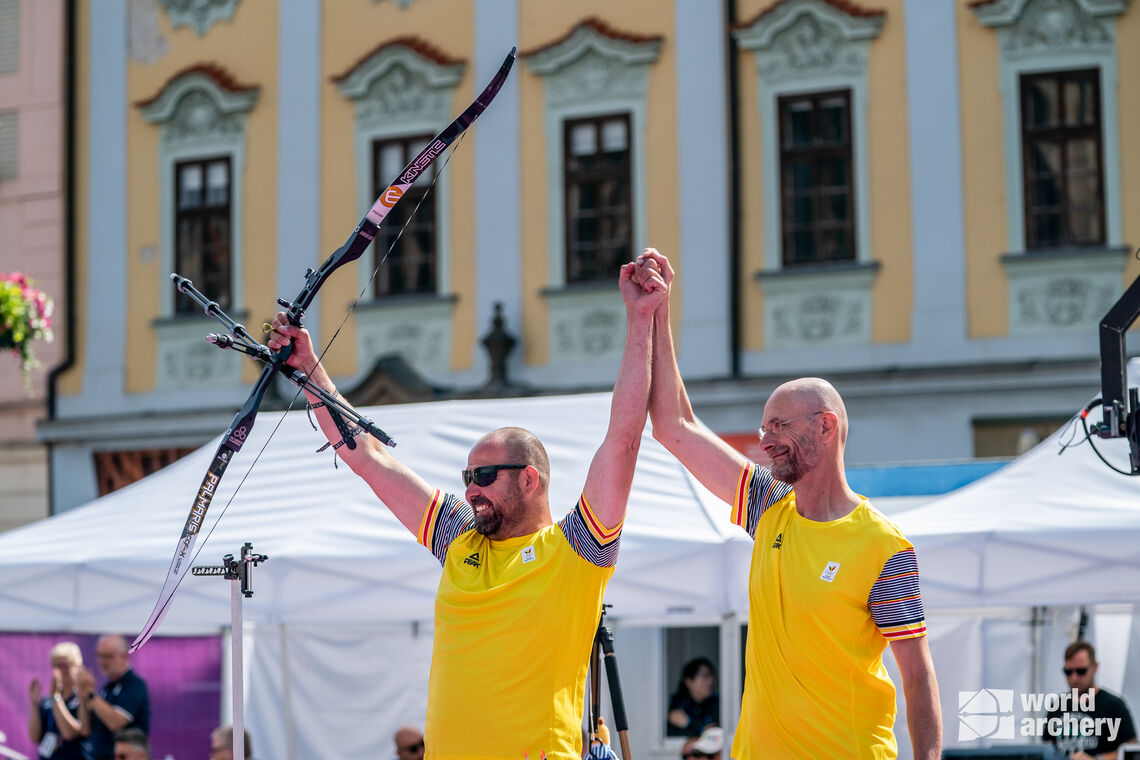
464;552;481;568
771;533;783;549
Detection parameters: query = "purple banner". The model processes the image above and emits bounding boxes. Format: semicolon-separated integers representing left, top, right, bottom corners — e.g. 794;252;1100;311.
0;632;221;760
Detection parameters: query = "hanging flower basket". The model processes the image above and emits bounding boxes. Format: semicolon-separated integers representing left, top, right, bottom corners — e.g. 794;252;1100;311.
0;272;54;386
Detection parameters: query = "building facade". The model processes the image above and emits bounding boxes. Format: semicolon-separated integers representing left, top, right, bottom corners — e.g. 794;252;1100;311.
29;0;1140;757
44;0;1140;512
0;0;66;532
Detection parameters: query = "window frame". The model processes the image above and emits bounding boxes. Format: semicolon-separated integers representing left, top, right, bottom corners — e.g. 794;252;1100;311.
369;133;440;298
777;89;856;267
561;112;634;285
1018;67;1106;251
173;155;233;314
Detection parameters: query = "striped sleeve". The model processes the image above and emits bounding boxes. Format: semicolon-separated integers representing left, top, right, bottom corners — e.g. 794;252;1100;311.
417;490;475;566
558;495;623;568
731;462;794;539
868;548;928;641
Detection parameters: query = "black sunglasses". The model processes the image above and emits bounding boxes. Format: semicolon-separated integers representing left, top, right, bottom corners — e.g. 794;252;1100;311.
1063;667;1089;676
683;753;714;760
461;463;526;487
399;740;424;753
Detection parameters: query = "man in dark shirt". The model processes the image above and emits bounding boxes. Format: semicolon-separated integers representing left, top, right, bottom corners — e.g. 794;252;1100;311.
1044;640;1136;759
77;635;150;760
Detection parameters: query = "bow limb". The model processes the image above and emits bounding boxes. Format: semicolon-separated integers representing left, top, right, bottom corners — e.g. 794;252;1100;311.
130;48;517;652
130;366;275;651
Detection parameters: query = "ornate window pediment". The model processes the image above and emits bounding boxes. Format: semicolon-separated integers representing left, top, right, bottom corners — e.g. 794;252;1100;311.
733;0;884;82
969;0;1126;56
523;18;662;105
137;64;259;146
332;37;465;128
158;0;241;36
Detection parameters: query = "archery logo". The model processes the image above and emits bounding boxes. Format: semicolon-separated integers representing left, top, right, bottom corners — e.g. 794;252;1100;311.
378;186;404;208
958;689;1015;740
227;424;248;449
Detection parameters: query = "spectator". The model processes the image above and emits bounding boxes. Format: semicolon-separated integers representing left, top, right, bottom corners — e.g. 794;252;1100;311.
209;725;252;760
666;657;719;737
680;726;723;760
392;726;422;760
27;641;90;759
111;729;148;760
77;635;150;760
1044;640;1137;759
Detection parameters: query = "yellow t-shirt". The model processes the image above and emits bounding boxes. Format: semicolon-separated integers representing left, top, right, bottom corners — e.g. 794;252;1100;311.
730;463;927;760
417;491;620;760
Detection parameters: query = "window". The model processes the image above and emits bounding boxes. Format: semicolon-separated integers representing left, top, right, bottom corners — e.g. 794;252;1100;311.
973;417;1071;458
778;91;855;266
174;157;232;313
663;626;720;738
371;135;438;297
563;114;633;284
94;447;196;497
1020;69;1105;250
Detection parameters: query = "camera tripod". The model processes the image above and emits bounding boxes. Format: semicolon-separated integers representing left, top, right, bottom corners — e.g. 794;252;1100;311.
587;604;632;760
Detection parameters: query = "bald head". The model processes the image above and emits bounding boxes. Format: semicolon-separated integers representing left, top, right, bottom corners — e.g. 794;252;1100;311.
95;634;130;680
477;427;551;491
769;378;848;444
394;726;424;760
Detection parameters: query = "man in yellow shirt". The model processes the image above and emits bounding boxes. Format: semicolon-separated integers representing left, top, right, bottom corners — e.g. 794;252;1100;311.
268;254;666;760
635;249;942;760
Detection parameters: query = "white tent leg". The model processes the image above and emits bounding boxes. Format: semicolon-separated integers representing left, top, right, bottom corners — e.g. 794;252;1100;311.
232;578;245;760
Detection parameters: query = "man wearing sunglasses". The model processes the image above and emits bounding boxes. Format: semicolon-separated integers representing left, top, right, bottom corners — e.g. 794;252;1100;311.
1043;640;1136;759
633;250;941;759
267;253;666;760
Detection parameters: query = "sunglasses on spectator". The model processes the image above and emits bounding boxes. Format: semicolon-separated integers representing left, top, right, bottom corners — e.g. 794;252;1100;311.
1063;667;1089;676
399;740;425;753
683;752;715;760
461;464;526;487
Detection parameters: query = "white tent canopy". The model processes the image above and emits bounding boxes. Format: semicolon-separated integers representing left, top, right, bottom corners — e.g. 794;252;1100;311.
0;393;756;634
3;373;1139;759
896;360;1140;610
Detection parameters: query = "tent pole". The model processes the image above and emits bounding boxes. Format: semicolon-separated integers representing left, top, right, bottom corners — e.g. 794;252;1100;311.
232;575;245;760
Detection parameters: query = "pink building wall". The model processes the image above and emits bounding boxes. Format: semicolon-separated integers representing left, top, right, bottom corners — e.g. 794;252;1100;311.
0;0;66;531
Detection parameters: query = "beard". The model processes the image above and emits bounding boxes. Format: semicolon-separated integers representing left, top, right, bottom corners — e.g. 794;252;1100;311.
470;486;525;538
769;432;820;484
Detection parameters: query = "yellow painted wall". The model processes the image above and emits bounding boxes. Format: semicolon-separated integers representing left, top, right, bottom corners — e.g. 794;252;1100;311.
124;3;279;390
517;2;680;366
1118;5;1140;289
320;2;476;376
956;3;1008;338
737;0;914;350
865;0;912;344
736;2;764;351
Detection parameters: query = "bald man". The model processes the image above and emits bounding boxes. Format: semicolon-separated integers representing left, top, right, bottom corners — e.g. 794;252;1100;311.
636;250;941;760
78;635;150;760
267;255;666;760
393;726;424;760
